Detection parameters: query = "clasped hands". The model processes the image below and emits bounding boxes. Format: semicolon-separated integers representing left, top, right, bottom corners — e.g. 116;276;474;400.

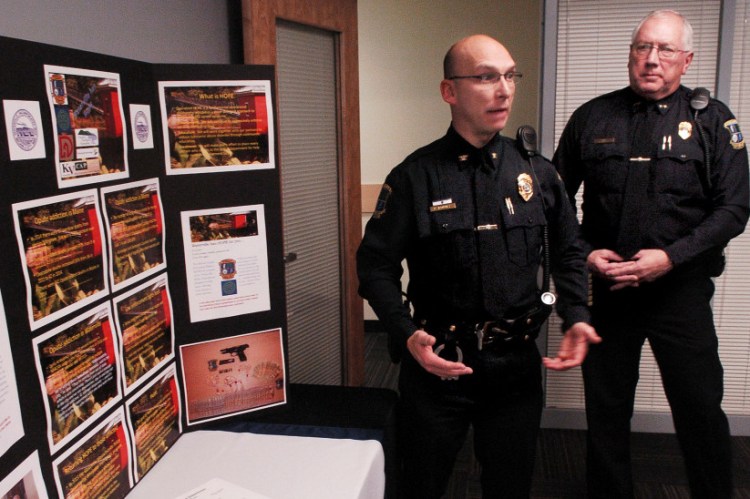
587;248;673;291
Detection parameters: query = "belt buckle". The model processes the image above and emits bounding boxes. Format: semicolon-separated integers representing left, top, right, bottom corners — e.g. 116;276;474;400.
475;320;511;350
475;321;497;351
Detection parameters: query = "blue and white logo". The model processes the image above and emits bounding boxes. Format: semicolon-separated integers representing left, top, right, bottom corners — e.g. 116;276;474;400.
134;110;150;143
12;108;39;151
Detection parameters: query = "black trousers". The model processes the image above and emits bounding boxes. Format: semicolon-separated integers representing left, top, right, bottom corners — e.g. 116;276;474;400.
584;271;732;499
396;339;543;499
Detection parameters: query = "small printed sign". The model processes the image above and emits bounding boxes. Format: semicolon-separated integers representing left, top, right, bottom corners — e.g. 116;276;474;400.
3;100;46;160
130;104;154;149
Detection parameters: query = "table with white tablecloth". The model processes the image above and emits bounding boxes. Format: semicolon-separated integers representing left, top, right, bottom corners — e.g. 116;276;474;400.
128;429;385;499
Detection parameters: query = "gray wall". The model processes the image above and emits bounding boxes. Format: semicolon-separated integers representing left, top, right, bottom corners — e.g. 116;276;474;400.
358;0;543;186
0;0;242;63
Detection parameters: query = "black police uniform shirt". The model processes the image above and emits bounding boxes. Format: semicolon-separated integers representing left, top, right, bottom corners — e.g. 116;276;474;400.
357;126;590;352
554;85;749;273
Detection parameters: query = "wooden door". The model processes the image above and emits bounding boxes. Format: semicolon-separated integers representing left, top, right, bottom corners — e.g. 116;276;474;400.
241;0;363;385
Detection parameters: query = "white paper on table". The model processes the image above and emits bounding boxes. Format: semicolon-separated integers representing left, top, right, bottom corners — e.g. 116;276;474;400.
175;478;271;499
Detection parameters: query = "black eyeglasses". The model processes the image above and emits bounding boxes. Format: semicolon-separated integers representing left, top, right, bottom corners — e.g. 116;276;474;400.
447;71;523;85
631;43;689;60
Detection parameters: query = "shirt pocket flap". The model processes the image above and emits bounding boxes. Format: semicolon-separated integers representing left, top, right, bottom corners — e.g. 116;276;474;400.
581;141;628;162
415;203;474;238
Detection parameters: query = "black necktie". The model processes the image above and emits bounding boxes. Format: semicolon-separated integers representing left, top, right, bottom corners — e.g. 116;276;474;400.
616;104;655;259
472;145;516;317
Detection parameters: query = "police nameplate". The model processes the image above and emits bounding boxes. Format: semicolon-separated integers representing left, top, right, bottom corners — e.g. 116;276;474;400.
429;203;457;212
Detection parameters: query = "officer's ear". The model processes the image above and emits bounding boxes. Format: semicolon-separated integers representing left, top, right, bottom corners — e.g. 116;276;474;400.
681;51;694;76
440;79;457;104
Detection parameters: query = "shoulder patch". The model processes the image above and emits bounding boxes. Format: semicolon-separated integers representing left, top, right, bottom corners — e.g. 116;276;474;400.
373;183;392;219
724;119;745;150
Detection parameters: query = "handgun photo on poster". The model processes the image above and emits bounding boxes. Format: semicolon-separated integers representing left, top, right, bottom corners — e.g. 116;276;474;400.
179;329;286;425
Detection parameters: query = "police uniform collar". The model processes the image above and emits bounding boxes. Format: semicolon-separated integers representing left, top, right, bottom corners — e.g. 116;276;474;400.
626;86;681;115
446;126;501;171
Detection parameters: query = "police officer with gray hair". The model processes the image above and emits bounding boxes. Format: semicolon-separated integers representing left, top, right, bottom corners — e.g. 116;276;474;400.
554;10;749;499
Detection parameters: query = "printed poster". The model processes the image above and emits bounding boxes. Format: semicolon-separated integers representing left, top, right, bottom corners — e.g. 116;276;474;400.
125;365;181;482
112;274;174;394
0;291;24;458
0;452;48;499
181;205;270;322
13;190;109;331
44;65;129;188
52;409;132;499
159;80;274;174
180;329;286;425
33;305;122;453
101;178;166;292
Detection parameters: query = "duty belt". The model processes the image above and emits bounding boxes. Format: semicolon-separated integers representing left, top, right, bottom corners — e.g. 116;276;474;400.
476;320;539;349
421;318;539;353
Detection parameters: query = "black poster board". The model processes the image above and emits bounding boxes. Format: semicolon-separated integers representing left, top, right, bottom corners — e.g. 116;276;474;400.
0;35;288;497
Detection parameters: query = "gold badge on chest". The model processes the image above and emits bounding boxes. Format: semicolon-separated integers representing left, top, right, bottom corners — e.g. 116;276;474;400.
517;173;533;201
678;121;692;140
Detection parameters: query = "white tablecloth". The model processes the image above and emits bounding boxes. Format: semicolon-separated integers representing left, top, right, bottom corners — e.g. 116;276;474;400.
128;430;385;499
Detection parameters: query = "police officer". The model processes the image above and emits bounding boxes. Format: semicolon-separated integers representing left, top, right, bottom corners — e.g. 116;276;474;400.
553;10;749;499
357;34;600;499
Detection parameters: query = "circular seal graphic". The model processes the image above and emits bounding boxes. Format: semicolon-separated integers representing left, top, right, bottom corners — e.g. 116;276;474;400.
134;110;150;144
12;109;39;152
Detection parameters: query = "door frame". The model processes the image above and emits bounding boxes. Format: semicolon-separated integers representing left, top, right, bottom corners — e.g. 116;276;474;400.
241;0;364;385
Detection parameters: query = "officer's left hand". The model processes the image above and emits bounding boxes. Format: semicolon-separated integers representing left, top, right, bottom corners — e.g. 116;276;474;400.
606;249;673;290
542;322;601;371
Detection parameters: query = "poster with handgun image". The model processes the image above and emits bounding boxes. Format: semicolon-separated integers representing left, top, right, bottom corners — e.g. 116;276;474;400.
44;65;129;188
32;304;122;454
180;329;286;425
13;190;109;331
52;408;132;499
159;80;274;174
125;365;181;482
112;274;174;394
181;205;270;323
101;178;166;292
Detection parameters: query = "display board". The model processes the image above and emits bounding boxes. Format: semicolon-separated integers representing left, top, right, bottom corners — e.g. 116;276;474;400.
0;36;288;498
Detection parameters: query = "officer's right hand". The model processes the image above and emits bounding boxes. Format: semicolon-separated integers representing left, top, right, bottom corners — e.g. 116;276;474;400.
407;330;473;379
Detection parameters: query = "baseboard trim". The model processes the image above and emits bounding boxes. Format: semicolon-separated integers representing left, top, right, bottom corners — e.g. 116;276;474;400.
542;407;750;436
